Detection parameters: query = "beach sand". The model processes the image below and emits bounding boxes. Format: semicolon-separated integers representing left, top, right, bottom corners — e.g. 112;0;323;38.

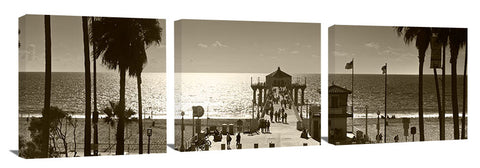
19;117;166;157
348;117;468;143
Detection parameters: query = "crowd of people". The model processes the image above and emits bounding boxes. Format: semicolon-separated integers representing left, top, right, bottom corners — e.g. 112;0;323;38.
196;87;300;150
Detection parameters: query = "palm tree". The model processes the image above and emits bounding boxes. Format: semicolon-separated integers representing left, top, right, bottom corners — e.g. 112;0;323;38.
461;35;467;139
127;19;162;154
449;28;467;140
41;15;52;158
90;17;99;156
102;101;137;153
81;16;92;156
90;17;161;155
395;27;431;141
437;28;450;140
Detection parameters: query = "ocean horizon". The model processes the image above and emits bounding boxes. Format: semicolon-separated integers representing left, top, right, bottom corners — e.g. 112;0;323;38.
175;73;321;119
329;74;466;119
19;72;166;119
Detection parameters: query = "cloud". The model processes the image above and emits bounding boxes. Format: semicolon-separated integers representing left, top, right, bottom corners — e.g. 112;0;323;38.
334;51;349;57
197;43;208;48
365;42;380;49
198;41;229;48
290;50;300;54
378;47;416;61
277;48;286;53
335;43;342;47
211;41;228;48
25;44;37;61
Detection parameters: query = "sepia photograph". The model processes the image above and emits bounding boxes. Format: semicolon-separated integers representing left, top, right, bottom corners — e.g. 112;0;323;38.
328;25;467;145
18;15;166;158
175;20;321;151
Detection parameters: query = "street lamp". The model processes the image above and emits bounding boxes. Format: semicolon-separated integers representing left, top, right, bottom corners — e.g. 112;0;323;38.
365;105;368;142
180;111;185;151
147;128;152;154
376;110;380;143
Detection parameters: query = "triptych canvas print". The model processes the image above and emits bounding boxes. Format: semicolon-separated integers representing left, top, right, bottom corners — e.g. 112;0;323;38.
18;14;467;158
328;25;467;145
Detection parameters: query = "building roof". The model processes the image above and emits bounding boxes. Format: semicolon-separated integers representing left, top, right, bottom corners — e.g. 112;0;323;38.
329;84;352;94
266;67;291;78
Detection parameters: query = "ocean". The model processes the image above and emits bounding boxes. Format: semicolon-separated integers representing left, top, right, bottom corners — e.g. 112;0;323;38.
329;74;466;118
19;72;166;118
175;73;321;118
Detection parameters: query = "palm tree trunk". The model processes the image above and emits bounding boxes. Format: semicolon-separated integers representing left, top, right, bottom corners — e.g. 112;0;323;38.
451;58;459;140
93;56;99;156
82;16;92;156
440;44;446;140
92;17;99;156
419;58;425;141
137;74;143;154
42;15;52;158
116;66;126;155
433;68;442;140
461;46;467;139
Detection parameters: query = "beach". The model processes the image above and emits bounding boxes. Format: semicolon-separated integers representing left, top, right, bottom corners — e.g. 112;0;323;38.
19;117;166;156
349;116;468;143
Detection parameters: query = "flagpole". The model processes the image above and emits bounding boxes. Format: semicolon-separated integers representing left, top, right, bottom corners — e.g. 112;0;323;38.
351;58;354;134
384;63;387;143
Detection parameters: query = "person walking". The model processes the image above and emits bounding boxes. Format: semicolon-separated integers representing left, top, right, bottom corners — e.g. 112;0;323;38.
270;110;273;122
274;111;277;122
236;132;241;146
266;120;270;132
226;132;232;148
394;135;399;142
285;112;288;123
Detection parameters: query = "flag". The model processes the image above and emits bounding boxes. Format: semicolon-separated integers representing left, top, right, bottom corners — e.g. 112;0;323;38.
381;64;387;74
345;60;353;69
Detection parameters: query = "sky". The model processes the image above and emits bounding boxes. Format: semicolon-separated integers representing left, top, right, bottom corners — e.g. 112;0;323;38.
329;25;466;75
18;15;166;72
175;20;321;74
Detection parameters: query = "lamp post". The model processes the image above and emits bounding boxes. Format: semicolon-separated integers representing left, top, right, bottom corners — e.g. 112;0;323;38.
365;105;368;141
147;128;152;154
376;110;380;143
305;99;309;119
180;111;185;151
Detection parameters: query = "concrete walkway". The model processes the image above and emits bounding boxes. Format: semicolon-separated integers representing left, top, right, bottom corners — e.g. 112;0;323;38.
206;103;320;150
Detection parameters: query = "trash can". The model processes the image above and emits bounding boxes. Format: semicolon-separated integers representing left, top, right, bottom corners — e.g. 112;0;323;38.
254;143;258;148
221;144;226;150
269;143;275;148
237;144;242;149
222;124;227;135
